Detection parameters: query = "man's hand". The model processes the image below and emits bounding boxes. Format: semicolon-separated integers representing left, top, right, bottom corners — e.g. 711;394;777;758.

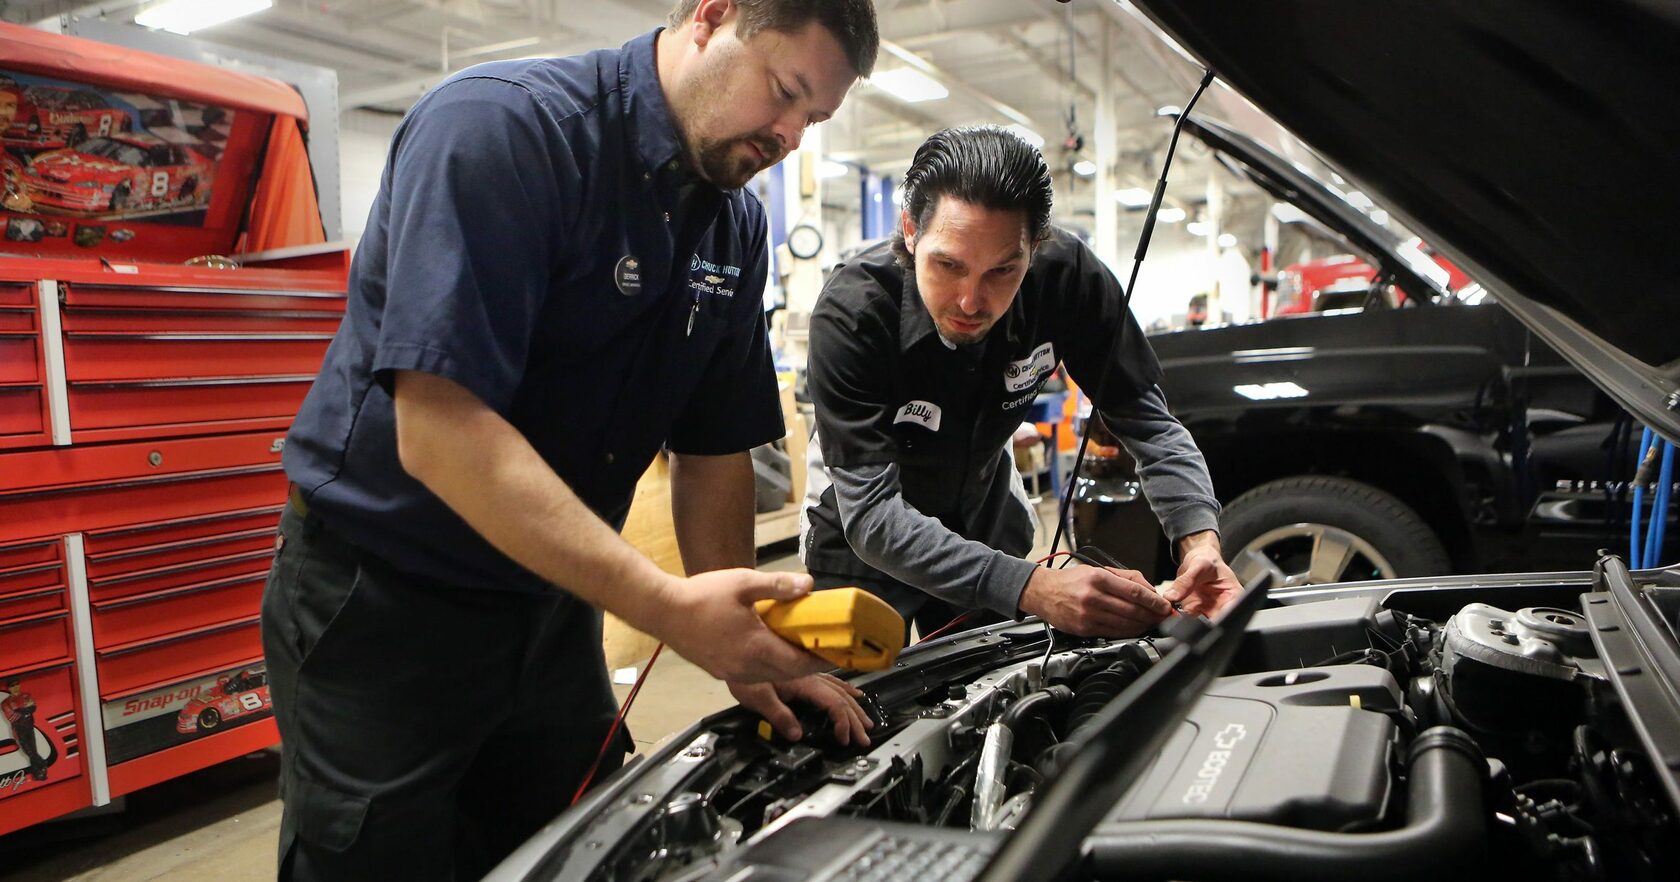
1018;564;1172;637
1165;531;1242;619
729;673;874;746
650;569;832;684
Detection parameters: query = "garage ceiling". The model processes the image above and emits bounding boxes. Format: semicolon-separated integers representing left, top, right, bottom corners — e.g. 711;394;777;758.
8;0;1323;238
13;2;1213;163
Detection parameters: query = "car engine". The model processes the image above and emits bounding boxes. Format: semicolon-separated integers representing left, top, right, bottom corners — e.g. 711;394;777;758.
497;566;1680;882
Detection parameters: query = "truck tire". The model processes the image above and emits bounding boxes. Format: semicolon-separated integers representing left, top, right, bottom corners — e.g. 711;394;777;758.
1221;476;1450;587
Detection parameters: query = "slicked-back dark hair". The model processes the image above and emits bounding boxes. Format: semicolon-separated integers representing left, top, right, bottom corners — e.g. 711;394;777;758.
893;125;1054;267
668;0;879;77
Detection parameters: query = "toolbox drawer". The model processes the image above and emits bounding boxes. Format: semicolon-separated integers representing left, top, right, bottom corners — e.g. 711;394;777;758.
91;574;266;648
68;377;312;431
0;588;67;622
0;466;286;545
60;308;341;335
0;540;61;572
88;549;273;606
0;308;35;333
86;527;277;582
83;506;281;558
0;559;67;603
0;336;40;383
0;283;34;307
0;385;47;440
96;617;263;699
0;611;72;672
62;334;335;383
62;284;345;314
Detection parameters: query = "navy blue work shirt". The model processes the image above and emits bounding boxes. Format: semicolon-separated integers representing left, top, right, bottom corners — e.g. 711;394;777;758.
283;29;785;594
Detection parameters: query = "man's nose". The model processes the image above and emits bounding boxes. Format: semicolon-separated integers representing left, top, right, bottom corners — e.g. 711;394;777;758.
771;113;803;156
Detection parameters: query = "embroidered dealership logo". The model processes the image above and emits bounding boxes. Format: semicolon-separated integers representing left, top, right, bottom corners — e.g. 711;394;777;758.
614;255;643;296
1004;342;1057;393
689;255;741;298
894;400;943;431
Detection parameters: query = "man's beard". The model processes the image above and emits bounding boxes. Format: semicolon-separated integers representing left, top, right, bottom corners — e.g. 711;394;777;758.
692;134;781;189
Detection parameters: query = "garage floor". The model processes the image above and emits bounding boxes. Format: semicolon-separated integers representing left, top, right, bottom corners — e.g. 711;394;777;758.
0;501;1063;881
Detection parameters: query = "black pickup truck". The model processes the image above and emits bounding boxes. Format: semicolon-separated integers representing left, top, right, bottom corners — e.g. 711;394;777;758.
1074;118;1661;587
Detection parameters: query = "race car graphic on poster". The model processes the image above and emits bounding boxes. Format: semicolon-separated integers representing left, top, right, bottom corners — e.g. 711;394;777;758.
175;667;270;735
102;663;274;764
0;69;233;225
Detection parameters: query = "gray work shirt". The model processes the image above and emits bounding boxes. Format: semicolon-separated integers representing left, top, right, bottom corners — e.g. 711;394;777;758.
799;228;1221;617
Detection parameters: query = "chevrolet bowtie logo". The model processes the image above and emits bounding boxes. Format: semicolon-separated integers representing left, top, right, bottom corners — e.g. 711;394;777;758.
704;274;724;284
625;259;639;270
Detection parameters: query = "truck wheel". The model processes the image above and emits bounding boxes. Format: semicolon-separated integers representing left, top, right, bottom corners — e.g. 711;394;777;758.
1221;476;1450;588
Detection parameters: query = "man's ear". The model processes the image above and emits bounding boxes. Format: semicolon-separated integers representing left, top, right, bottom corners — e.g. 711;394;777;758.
900;207;916;254
691;0;734;46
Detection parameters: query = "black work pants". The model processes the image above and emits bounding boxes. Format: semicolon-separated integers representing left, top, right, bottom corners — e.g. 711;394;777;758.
260;505;629;881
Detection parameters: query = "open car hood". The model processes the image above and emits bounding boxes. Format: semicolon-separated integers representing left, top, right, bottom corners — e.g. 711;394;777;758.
1124;0;1680;441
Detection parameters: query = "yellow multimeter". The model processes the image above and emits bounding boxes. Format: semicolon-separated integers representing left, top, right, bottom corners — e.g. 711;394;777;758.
753;587;905;672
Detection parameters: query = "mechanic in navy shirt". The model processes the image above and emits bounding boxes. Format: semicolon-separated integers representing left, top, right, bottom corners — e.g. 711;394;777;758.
802;127;1243;641
263;2;878;878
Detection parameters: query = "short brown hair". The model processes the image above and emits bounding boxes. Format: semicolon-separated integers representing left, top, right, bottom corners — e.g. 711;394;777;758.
668;0;879;77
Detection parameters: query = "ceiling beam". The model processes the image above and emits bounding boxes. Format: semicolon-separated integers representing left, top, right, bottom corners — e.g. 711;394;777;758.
987;30;1093;100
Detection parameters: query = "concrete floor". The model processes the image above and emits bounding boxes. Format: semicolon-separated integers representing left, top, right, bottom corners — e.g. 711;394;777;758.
0;501;1062;880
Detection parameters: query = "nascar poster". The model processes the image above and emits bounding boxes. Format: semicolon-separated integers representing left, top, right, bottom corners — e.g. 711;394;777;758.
1;68;236;247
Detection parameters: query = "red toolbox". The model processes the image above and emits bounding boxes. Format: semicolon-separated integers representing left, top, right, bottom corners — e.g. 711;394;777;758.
0;22;347;834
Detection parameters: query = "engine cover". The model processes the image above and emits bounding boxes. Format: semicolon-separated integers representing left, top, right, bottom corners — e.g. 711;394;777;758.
1108;664;1400;831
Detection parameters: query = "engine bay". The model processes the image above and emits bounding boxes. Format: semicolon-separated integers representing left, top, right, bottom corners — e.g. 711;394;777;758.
499;561;1680;882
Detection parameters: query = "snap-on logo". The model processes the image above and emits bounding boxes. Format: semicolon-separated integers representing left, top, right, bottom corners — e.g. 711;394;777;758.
1005;342;1056;393
1181;723;1248;806
269;438;286;454
894;400;942;432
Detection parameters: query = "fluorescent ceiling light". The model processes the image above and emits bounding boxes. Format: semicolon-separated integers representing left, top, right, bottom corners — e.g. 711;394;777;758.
1218;233;1239;248
1155;104;1181;117
1156;206;1186;224
1114;187;1152;208
1073;159;1097;177
1234;382;1309;400
135;0;272;34
868;68;948;103
1003;124;1044;149
891;188;904;205
816;160;850;179
1186;220;1211;237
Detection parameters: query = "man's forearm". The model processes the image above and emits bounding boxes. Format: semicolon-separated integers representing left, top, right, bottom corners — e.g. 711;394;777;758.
832;463;1038;617
1099;385;1221;543
393;370;677;634
671;451;757;573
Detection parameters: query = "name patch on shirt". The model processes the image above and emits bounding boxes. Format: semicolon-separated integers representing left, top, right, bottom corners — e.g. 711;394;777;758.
614;254;642;296
1005;342;1056;393
894;400;943;432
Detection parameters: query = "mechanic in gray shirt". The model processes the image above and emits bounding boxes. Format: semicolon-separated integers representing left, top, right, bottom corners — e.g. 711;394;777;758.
800;125;1241;639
